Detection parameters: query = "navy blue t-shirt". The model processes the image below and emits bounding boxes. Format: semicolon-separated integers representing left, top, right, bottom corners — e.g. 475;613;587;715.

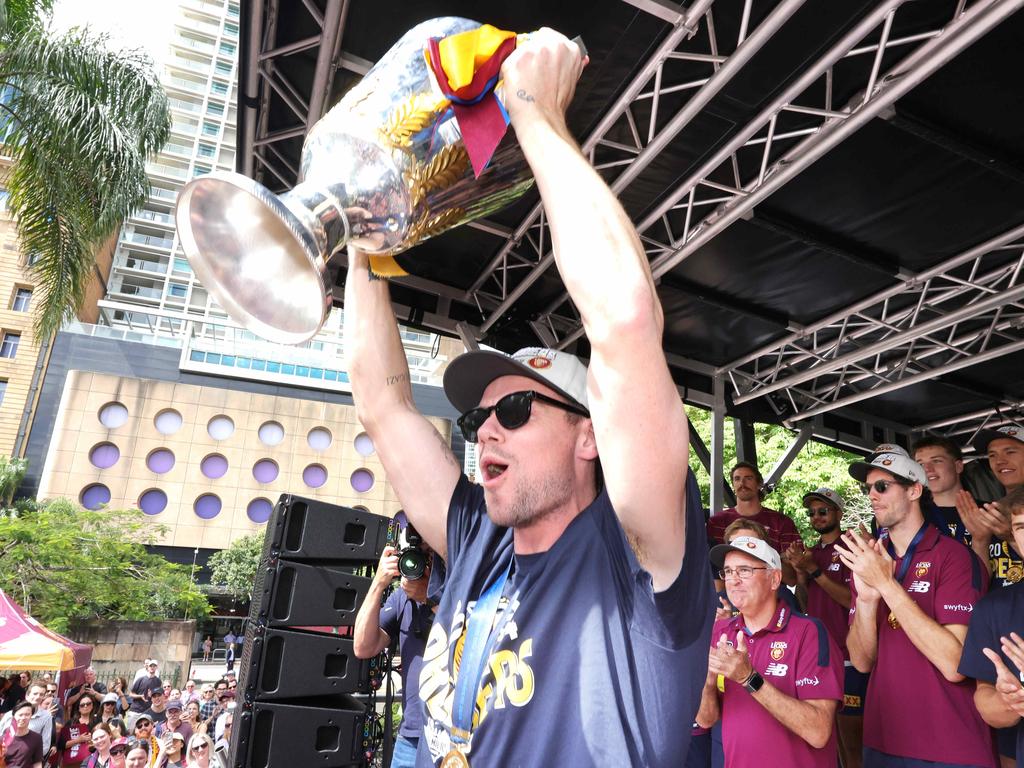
958;579;1024;767
380;588;434;740
415;472;715;767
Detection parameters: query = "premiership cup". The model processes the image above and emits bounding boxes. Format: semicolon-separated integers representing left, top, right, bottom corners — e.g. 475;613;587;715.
174;17;536;344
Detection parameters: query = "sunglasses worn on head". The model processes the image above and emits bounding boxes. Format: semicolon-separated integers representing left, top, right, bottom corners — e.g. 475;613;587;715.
457;390;589;443
860;479;909;495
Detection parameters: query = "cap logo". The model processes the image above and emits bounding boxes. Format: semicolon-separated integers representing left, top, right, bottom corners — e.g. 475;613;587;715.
881;458;892;466
745;541;757;549
527;356;552;369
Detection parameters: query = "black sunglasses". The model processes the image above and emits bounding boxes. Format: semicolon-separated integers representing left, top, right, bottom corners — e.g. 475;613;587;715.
860;479;909;495
457;390;589;443
806;506;831;517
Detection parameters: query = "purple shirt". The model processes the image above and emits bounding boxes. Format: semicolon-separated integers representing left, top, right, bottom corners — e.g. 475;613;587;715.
806;538;852;660
706;507;803;554
714;602;843;768
850;525;995;766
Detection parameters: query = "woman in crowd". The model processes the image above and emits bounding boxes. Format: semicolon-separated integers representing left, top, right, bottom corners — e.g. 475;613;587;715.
106;739;128;768
186;734;221;768
58;697;99;767
182;701;202;736
84;724;114;768
98;696;119;727
105;719;127;742
3;700;44;768
109;681;129;717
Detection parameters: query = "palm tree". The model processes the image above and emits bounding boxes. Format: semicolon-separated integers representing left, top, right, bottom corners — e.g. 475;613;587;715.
0;0;170;336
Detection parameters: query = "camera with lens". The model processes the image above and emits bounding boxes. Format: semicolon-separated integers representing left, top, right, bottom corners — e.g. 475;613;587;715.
397;524;428;580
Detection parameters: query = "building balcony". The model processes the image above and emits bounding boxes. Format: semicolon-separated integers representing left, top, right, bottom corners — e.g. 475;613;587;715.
166;76;208;96
146;162;189;180
167;97;203;115
169;37;215;57
120;257;169;275
124;232;174;251
131;210;175;227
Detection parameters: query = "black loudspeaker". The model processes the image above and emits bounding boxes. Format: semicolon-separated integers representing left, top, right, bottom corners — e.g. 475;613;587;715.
242;628;374;699
230;495;393;768
231;696;367;768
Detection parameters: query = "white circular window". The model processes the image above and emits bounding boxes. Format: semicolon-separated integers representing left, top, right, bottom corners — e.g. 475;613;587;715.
207;415;235;441
354;432;375;457
154;409;183;435
258;421;285;446
98;402;128;429
307;427;332;451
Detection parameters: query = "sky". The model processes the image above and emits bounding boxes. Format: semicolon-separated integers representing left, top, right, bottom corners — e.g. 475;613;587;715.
49;0;178;67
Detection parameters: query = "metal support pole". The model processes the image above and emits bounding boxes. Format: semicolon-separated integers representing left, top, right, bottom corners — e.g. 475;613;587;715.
734;420;757;465
764;427;812;488
710;377;727;515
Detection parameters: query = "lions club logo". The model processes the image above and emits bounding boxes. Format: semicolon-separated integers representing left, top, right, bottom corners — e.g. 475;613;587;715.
770;641;787;661
881;458;893;466
745;541;758;549
527;356;552;369
915;562;930;578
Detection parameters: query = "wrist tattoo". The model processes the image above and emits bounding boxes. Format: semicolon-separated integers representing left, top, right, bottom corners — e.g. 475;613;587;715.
386;372;410;387
516;89;535;102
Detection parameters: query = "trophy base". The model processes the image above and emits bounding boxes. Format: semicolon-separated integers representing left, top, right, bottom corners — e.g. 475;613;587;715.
176;172;333;345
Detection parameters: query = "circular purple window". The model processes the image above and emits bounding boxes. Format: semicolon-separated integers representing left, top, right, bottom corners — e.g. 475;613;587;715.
154;409;183;435
194;494;222;520
247;498;273;524
139;489;168;516
207;415;235;441
201;453;229;479
303;464;328;488
252;459;279;483
80;484;111;510
146;448;175;474
307;427;332;451
98;402;128;429
350;469;375;493
89;442;120;469
258;421;284;446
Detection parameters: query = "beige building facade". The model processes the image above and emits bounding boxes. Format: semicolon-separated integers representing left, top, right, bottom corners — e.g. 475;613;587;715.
36;371;450;547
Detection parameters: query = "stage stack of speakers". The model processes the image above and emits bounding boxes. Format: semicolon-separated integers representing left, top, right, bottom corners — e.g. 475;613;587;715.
228;494;391;768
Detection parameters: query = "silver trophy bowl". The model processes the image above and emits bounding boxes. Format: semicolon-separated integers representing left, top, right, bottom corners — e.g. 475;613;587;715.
175;17;535;344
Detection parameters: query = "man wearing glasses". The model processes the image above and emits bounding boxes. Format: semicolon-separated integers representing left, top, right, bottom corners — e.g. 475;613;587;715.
697;536;843;767
344;28;713;768
838;452;995;768
785;488;865;768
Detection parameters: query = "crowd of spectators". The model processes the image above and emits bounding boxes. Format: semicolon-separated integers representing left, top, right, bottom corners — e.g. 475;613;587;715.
0;659;239;768
695;425;1024;768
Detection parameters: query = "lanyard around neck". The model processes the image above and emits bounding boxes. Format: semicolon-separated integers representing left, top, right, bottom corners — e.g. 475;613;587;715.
450;560;514;743
885;522;930;584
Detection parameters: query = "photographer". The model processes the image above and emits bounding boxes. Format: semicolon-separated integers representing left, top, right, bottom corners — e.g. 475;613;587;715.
66;670;107;715
353;533;436;768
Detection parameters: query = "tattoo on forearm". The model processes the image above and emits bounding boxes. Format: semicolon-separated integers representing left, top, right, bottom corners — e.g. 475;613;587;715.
386;372;410;387
516;89;535;102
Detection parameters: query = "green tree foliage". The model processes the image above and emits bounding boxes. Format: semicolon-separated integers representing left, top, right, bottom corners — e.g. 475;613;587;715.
0;0;170;336
208;533;263;601
685;407;872;543
0;498;209;633
0;456;27;507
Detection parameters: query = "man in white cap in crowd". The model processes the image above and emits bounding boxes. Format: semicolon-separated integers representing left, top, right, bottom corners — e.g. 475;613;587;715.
785;487;865;768
698;536;843;767
838;452;994;767
344;27;714;768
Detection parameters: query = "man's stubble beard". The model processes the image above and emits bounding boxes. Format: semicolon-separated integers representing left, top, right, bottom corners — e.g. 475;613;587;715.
485;464;575;529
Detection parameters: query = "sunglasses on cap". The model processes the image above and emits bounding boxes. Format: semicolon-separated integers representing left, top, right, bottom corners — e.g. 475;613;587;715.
860;479;909;495
457;390;589;443
806;506;832;518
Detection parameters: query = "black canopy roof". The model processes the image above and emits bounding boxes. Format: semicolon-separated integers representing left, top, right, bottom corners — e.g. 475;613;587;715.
236;0;1024;454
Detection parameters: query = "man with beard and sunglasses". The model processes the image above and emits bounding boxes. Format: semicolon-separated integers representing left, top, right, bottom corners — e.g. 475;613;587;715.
344;28;713;768
837;453;995;768
784;488;865;768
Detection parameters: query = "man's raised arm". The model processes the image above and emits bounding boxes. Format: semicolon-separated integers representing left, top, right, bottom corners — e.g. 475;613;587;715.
343;247;460;558
501;31;688;589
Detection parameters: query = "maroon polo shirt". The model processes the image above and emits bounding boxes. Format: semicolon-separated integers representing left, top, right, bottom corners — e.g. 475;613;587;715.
806;537;852;660
706;506;803;553
850;525;995;766
713;602;843;768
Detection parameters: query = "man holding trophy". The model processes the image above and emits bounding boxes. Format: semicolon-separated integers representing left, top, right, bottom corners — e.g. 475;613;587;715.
344;28;714;768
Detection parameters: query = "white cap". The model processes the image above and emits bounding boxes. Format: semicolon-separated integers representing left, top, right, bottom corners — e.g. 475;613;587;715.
869;442;909;458
802;486;845;512
849;452;927;485
710;535;782;571
444;346;589;413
